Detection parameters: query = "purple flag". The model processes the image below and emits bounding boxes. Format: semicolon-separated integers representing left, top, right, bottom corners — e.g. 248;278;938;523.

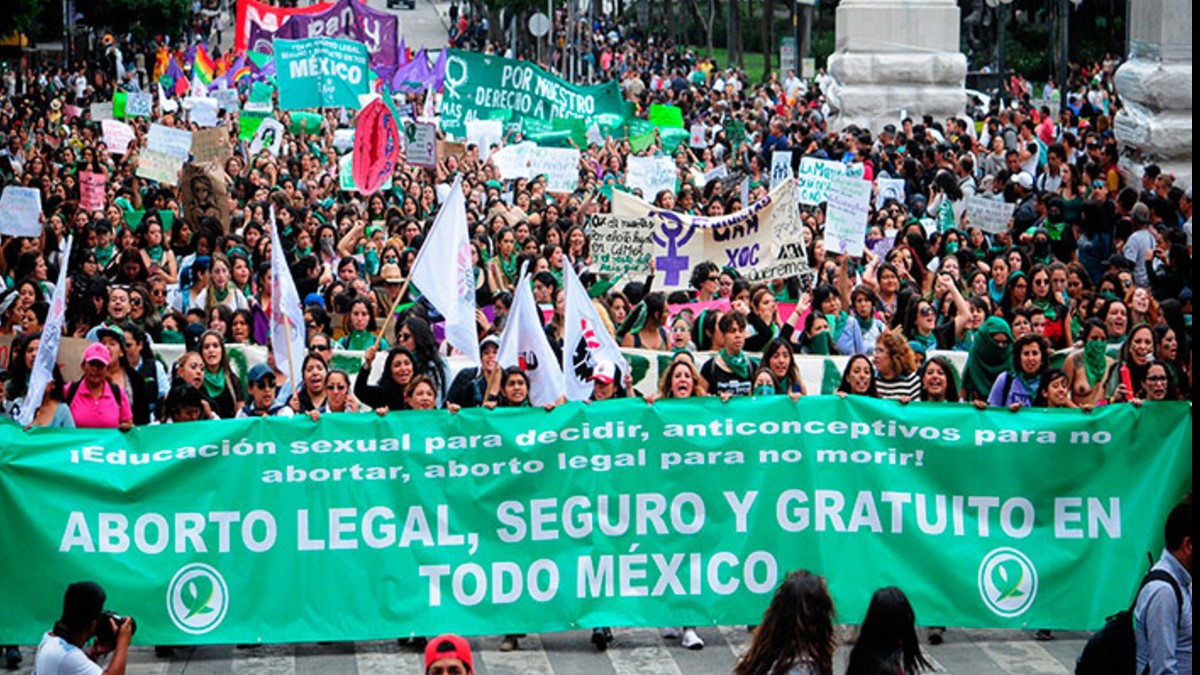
273;0;398;69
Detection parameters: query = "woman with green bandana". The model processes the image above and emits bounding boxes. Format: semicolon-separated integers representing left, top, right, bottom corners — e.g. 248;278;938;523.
138;217;178;283
982;334;1049;410
1104;322;1157;404
337;298;388;351
487;226;519;292
197;329;243;419
700;312;755;399
202;253;249;313
1063;318;1114;407
1027;265;1070;349
960;316;1013;404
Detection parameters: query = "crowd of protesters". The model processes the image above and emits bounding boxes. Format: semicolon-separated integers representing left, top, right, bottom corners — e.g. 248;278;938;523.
0;3;1192;665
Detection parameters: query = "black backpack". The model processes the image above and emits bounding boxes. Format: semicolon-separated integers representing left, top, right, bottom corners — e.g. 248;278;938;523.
1075;568;1183;675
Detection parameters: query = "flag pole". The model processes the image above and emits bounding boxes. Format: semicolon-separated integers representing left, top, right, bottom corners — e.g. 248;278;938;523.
283;314;299;397
375;275;415;349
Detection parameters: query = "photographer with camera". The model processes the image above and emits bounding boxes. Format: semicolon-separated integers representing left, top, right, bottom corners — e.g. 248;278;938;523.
35;581;134;675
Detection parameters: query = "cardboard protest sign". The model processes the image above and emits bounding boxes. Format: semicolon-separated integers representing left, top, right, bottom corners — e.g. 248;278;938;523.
136;149;183;185
147;124;194;161
180;163;231;232
965;196;1016;234
89;102;114;121
587;213;656;276
191;128;233;164
407;123;437;168
101;120;136;154
79;172;107;212
796;156;845;205
529;147;580;194
249;118;285;156
0;187;42;237
625;156;676;200
876;178;906;209
825;172;872;257
769;151;794;188
125;93;153;118
689;123;707;149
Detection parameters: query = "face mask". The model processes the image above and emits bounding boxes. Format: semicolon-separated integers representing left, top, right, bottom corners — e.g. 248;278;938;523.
754;384;775;396
364;249;380;276
159;329;184;344
320;237;335;253
945;241;960;254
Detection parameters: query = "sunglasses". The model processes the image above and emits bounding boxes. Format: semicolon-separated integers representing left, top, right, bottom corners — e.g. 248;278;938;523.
397;332;413;340
919;306;937;316
327;383;348;390
254;379;277;389
1146;375;1168;382
130;297;143;306
310;344;332;352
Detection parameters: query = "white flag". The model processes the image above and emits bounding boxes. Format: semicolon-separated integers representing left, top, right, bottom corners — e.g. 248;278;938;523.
269;208;307;386
158;83;178;114
17;237;71;427
409;175;480;365
497;271;564;406
562;262;626;401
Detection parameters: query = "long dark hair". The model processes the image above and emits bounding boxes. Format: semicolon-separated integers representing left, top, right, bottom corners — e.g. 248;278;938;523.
398;315;445;395
845;586;932;675
734;569;837;675
837;354;878;397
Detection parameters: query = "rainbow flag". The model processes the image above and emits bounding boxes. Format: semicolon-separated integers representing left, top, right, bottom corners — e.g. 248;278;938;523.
231;55;252;85
193;45;216;85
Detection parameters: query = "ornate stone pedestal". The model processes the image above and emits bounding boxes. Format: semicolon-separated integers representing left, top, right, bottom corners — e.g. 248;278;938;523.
1114;0;1192;188
825;0;967;133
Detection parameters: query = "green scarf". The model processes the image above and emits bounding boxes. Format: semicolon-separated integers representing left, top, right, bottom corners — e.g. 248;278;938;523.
213;285;230;302
500;253;519;284
1045;221;1066;241
1083;339;1109;387
808;331;832;355
855;313;875;334
1015;371;1041;399
1032;298;1057;321
159;329;184;345
342;330;381;351
147;245;164;262
909;332;937;355
720;348;750;379
203;368;226;399
826;311;849;341
94;242;115;267
962;316;1013;399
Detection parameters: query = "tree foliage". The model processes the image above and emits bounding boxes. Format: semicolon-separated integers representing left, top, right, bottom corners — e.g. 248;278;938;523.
81;0;192;41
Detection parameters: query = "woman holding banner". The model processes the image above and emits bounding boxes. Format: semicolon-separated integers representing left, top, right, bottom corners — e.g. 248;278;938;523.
356;345;417;415
198;329;244;419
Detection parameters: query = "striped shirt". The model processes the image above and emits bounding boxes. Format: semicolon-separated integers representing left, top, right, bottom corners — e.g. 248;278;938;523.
875;372;922;401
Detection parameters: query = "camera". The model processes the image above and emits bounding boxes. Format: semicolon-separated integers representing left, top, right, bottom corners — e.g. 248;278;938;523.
92;610;137;647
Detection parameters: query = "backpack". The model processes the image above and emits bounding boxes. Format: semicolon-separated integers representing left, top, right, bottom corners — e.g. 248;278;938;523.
1075;568;1183;675
66;380;125;408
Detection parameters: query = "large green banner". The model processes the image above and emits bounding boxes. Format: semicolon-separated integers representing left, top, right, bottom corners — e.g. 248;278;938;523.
275;37;370;110
0;398;1189;644
440;50;634;139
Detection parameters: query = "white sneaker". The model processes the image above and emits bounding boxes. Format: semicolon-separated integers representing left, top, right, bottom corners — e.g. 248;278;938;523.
662;627;681;639
681;628;705;650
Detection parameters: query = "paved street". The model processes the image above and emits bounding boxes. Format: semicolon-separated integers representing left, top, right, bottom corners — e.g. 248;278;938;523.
8;627;1091;673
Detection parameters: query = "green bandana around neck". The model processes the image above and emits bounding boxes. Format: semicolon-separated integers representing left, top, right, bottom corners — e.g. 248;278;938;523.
720;348;750;379
203;368;227;399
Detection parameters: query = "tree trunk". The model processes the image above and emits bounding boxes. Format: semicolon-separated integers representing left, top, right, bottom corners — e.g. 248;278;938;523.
666;0;677;46
761;0;773;78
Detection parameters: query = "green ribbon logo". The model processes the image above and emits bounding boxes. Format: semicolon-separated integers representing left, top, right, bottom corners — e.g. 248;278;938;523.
182;575;215;619
991;559;1025;602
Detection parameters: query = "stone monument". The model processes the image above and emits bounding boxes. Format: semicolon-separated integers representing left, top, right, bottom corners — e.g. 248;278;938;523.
825;0;967;132
1113;0;1192;188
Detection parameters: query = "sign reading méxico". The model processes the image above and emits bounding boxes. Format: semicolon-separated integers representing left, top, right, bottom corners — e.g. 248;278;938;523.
274;37;370;110
440;50;632;139
0;398;1189;644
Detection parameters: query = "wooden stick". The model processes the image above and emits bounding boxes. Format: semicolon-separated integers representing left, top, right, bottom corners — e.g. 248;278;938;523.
375;275;414;349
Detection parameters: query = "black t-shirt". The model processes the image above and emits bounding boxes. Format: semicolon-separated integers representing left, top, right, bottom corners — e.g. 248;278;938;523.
700;356;753;397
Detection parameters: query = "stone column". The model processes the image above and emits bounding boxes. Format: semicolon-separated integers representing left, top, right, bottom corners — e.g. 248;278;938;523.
1113;0;1192;188
825;0;967;132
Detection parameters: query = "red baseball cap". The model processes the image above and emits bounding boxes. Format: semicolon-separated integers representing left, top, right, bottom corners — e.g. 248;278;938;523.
425;634;473;673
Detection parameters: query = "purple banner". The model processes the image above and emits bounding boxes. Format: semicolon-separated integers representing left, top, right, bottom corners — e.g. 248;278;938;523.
389;49;447;93
273;0;398;69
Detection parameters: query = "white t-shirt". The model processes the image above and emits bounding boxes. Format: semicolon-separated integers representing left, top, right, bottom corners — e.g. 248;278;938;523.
35;633;102;675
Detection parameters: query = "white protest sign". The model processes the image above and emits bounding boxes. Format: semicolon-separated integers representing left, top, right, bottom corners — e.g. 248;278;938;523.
90;102;114;121
699;164;728;187
626;156;676;200
529;147;580;194
189;97;220;127
214;88;240;112
465;119;504;162
769;150;794;188
250;118;285;156
491;142;534;180
126;93;153;118
147;124;194;160
101;120;136;154
825;172;872;257
876;178;906;209
965;195;1016;234
136;149;183;185
0;187;43;237
408;122;437;168
587;213;656;275
689;123;707;149
796;156;845;205
586;124;603;147
333;129;356;154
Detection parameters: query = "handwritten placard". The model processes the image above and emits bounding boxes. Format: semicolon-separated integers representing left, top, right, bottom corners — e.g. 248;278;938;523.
0;187;43;237
769;151;794;188
408;123;437;168
79;172;107;212
965;195;1016;234
825;172;872;257
147;124;194;160
136;149;183;185
796;156;845;205
588;213;656;276
125;93;153;118
190;128;233;164
101;120;136;154
625;156;676;200
529;147;580;194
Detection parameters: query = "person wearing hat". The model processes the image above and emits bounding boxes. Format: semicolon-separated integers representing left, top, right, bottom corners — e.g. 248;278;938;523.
446;336;501;409
1010;171;1038;233
588;359;622;402
424;634;472;675
1124;202;1157;288
67;342;133;430
237;364;295;418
